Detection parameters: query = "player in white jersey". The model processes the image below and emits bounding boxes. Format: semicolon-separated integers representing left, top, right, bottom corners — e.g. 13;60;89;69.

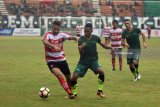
42;20;79;99
76;22;83;37
101;24;111;44
107;20;123;71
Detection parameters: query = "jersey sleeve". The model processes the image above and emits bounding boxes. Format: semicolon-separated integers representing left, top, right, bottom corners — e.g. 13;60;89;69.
61;32;71;40
78;37;83;46
42;32;50;40
95;35;101;43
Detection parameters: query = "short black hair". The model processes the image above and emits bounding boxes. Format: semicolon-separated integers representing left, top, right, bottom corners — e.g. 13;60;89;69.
124;19;131;22
52;20;61;26
112;19;118;24
85;23;93;28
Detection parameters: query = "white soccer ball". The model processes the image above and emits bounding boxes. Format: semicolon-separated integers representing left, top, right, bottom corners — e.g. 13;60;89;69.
39;87;50;99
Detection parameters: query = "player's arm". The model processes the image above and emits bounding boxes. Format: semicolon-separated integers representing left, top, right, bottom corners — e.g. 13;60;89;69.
121;31;129;48
62;32;79;42
121;38;128;48
99;41;111;49
99;41;114;54
68;36;80;42
105;34;111;45
78;42;87;55
42;39;61;52
140;31;147;48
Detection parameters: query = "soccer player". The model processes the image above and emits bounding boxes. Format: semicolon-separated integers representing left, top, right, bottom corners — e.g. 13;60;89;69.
101;22;111;44
146;24;151;39
122;19;147;81
76;22;83;37
70;23;114;98
42;20;79;99
107;20;123;71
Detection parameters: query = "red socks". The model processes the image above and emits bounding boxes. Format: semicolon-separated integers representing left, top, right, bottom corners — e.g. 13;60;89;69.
58;77;72;95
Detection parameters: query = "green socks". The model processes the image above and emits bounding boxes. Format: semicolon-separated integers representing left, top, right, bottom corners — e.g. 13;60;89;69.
98;79;104;91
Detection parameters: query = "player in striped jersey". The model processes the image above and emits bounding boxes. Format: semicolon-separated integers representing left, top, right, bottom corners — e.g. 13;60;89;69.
76;22;83;37
107;20;123;71
42;20;79;99
101;23;111;44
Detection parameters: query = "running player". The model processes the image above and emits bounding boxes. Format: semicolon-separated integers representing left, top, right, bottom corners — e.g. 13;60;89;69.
146;24;151;39
101;22;111;44
122;19;147;81
42;20;79;99
70;23;114;98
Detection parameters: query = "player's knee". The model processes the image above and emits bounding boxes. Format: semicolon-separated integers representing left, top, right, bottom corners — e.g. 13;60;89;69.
72;72;79;81
98;74;105;82
133;60;138;64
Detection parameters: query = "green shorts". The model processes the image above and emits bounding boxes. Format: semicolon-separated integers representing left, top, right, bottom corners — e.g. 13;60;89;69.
74;60;101;77
127;49;141;64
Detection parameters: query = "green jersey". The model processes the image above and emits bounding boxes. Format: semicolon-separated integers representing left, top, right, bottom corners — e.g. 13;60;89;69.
78;35;101;62
122;28;141;49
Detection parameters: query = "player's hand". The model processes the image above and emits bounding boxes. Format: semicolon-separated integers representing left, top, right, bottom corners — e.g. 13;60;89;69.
75;37;80;43
110;47;115;54
143;42;147;48
53;46;61;52
122;44;129;48
78;42;87;49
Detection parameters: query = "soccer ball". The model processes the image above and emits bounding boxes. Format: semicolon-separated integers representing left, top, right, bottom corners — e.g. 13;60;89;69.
39;87;50;99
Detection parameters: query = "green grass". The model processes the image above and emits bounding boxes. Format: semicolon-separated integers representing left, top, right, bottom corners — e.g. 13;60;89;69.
0;36;160;107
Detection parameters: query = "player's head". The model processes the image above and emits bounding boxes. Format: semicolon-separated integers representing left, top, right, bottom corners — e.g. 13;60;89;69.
52;20;61;35
84;23;93;37
112;20;118;29
124;19;132;29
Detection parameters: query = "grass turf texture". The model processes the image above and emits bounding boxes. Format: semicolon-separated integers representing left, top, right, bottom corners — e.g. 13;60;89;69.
0;36;159;107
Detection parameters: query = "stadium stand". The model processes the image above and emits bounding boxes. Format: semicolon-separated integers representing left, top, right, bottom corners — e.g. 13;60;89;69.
1;0;160;17
3;0;95;17
99;0;144;16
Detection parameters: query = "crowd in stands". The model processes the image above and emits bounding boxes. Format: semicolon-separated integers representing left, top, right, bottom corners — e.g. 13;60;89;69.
100;0;143;17
3;0;144;17
4;0;94;17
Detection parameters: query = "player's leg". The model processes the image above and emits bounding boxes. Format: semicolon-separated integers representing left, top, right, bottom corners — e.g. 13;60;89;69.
91;61;106;98
60;61;72;87
70;72;79;97
47;61;74;99
118;48;123;71
112;53;116;71
133;49;141;80
71;63;88;97
127;50;137;80
148;32;151;39
129;64;137;81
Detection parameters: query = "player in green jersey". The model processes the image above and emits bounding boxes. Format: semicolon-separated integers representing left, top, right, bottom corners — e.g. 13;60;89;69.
70;23;114;98
122;19;147;81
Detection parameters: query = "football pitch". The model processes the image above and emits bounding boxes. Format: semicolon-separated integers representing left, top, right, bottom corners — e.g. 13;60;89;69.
0;36;160;107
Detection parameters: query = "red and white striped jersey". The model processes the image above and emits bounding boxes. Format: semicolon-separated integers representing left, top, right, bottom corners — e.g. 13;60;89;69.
109;28;123;48
76;25;83;35
101;26;111;37
42;32;70;62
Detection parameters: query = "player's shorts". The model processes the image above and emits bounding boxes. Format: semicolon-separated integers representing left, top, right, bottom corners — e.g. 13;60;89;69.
74;60;101;77
112;48;122;58
47;60;71;75
127;49;141;64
